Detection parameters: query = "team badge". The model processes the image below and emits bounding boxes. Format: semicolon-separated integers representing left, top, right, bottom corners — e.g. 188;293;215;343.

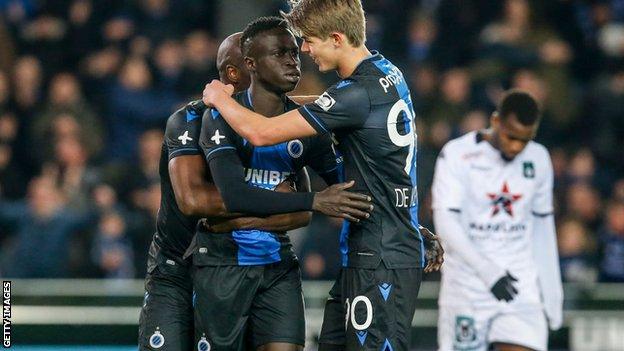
487;181;522;217
523;161;535;178
149;329;165;349
287;140;304;158
197;335;211;351
455;316;476;344
315;92;336;111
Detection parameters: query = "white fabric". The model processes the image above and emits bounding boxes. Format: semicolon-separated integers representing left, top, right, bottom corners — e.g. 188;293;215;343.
438;305;548;351
532;214;564;330
432;130;561;319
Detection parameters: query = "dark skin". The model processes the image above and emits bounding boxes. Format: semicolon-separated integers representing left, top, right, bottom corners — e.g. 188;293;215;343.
482;112;539;161
492;343;537;351
170;32;310;231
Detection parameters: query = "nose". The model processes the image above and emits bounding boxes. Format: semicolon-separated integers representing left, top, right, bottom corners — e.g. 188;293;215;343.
301;41;310;53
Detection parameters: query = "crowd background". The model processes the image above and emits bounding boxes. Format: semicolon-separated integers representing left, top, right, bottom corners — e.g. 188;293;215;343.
0;0;622;285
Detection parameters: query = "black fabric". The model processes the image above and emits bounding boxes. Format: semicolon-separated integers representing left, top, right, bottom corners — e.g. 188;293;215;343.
138;255;194;351
193;258;305;350
319;266;422;350
298;52;425;269
152;101;206;265
208;150;315;215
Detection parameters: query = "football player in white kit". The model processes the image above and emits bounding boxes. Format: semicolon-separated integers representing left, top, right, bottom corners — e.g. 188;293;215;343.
432;90;563;351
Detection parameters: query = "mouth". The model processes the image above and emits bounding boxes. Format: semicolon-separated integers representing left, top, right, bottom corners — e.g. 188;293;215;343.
284;71;301;82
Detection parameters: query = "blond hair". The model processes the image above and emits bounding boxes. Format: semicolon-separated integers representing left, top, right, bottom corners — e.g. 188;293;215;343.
283;0;366;47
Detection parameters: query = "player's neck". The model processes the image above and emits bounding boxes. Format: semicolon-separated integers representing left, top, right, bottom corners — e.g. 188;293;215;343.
336;46;372;78
481;129;499;150
248;84;286;117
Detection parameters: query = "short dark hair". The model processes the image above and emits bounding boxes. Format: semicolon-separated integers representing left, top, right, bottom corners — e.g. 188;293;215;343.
240;16;290;56
497;90;541;126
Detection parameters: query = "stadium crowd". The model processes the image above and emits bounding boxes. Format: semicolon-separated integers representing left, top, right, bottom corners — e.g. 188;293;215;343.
0;0;622;284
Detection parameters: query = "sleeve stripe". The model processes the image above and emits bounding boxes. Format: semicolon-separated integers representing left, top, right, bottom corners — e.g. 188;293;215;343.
532;211;553;217
301;106;328;133
169;148;201;158
205;146;236;159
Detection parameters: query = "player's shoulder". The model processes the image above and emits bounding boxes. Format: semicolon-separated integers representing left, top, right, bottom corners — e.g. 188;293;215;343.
166;101;204;129
524;140;551;165
440;131;481;159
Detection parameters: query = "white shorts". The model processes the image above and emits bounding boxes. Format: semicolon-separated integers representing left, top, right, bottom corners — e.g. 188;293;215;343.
438;305;548;351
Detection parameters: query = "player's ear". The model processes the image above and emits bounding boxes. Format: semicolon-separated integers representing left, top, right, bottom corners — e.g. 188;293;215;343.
490;112;500;129
244;56;256;72
226;65;238;84
330;32;342;48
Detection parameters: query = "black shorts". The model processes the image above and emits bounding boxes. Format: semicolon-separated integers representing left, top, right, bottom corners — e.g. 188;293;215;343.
319;266;422;351
193;257;305;350
138;256;194;351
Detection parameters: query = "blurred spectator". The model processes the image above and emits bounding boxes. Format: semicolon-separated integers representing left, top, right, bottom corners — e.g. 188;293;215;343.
91;210;135;278
0;176;92;277
557;217;597;284
179;30;218;98
298;216;342;280
153;39;185;94
598;201;624;282
0;112;26;199
427;67;472;127
106;57;177;160
31;72;104;162
566;183;602;231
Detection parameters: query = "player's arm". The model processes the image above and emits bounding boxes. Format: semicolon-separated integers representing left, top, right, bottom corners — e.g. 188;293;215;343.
306;134;342;186
169;155;231;217
208;169;313;233
531;151;563;330
202;79;369;146
200;112;372;221
165;105;233;218
289;95;318;105
432;147;515;301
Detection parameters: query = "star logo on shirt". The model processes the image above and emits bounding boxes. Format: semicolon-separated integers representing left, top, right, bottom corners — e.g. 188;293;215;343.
487;181;522;217
211;130;225;145
178;131;193;145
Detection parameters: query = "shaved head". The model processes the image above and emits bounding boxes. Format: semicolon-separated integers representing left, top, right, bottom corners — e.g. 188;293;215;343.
216;32;250;91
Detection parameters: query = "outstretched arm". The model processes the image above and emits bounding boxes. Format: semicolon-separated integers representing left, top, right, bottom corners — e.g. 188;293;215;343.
208;169;313;233
208;91;316;146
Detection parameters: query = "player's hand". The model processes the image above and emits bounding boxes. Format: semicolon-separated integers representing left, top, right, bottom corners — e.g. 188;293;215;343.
312;180;373;222
490;272;519;302
202;80;234;107
419;225;444;273
275;178;296;193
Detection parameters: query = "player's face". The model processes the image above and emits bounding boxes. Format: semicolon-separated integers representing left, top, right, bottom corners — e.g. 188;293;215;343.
492;113;538;161
300;36;338;72
251;28;301;93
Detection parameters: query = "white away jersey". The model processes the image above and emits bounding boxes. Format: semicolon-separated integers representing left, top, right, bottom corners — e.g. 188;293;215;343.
432;131;553;309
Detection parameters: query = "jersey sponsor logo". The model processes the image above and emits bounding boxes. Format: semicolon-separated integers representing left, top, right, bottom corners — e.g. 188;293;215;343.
149;329;165;349
468;221;527;234
523;161;535;178
197;335;211;351
177;130;193;145
487;181;522;217
211;130;225;145
314;92;336;111
378;66;404;93
244;168;292;186
287;140;304;158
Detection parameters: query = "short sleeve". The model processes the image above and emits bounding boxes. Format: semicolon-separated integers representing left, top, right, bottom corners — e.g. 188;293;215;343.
532;150;554;215
305;134;339;175
199;109;239;163
431;145;465;211
298;80;370;133
164;107;203;161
